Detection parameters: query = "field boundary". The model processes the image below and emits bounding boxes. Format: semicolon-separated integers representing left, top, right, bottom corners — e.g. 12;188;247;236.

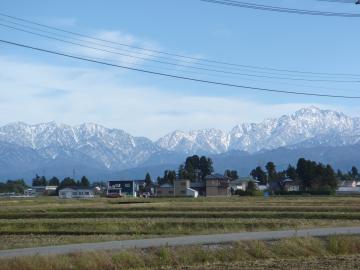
1;226;360;258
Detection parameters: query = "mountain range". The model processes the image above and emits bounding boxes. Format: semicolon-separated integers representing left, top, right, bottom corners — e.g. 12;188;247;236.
1;106;360;182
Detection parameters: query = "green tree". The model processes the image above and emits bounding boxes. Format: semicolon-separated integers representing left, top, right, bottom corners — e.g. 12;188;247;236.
181;155;213;181
350;166;359;179
145;173;152;187
59;177;77;188
265;162;277;183
225;169;239;180
199;156;214;180
158;170;176;185
80;176;90;187
286;164;297;180
48;177;60;186
250;166;267;185
32;174;47;186
247;180;258;195
0;179;27;194
178;165;187;179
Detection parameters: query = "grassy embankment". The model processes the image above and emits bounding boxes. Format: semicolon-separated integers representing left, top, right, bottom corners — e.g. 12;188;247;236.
1;236;360;269
0;196;360;250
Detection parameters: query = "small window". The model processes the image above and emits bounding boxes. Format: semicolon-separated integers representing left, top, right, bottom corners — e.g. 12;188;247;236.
125;184;131;188
85;192;90;195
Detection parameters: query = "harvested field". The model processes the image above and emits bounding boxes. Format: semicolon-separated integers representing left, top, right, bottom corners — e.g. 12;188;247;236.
0;196;359;250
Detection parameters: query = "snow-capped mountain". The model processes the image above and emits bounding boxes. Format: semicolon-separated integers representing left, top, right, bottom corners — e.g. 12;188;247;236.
157;106;360;153
0;122;161;170
156;129;229;154
1;106;360;180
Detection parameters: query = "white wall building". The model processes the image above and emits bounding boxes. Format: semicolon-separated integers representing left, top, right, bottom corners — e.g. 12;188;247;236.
58;187;95;199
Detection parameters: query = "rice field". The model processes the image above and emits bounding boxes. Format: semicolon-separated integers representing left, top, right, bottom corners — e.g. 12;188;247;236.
0;195;359;250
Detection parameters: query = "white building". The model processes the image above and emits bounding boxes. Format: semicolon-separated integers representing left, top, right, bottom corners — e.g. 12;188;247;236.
58;187;95;199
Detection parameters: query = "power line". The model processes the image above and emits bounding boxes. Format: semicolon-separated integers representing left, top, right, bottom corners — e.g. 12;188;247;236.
2;22;357;92
2;18;360;81
0;12;359;78
3;17;357;80
1;22;359;84
200;0;360;17
315;0;357;4
0;38;359;99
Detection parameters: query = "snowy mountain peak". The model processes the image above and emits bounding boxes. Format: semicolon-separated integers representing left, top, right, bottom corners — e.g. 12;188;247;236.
157;107;360;154
0;107;359;175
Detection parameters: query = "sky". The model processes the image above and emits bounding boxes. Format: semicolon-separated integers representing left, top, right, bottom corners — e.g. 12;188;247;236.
0;0;359;139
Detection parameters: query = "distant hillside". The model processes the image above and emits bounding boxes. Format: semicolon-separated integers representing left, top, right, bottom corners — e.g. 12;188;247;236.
0;106;360;181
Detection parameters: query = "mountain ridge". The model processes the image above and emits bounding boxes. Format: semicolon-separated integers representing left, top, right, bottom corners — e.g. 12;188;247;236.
1;106;360;181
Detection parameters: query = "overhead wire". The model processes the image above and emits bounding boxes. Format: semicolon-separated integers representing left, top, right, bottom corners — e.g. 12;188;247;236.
200;0;360;17
1;17;359;81
0;39;359;99
0;12;359;79
0;22;359;83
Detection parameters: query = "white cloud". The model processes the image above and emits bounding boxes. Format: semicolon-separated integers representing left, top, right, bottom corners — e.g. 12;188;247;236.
0;55;354;140
65;30;160;68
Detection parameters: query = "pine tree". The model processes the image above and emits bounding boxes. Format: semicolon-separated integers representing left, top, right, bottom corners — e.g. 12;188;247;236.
286;164;297;180
265;162;277;183
145;173;152;187
48;177;60;186
60;177;77;188
80;176;90;187
250;166;267;185
351;166;359;179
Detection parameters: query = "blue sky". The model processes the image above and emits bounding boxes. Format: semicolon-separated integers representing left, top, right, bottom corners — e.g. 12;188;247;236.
0;0;359;139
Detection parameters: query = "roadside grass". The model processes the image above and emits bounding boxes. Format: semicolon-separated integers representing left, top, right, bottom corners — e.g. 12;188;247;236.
1;236;360;270
0;196;360;250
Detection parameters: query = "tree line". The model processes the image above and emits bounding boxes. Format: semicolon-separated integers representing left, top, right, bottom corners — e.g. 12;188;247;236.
32;174;91;188
250;158;342;192
156;155;214;185
0;179;27;194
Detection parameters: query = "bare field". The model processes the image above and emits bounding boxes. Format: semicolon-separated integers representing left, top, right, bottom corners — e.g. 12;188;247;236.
0;196;359;250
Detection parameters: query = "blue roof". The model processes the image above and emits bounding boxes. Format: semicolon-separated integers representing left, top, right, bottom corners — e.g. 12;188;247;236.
159;183;174;188
205;174;230;180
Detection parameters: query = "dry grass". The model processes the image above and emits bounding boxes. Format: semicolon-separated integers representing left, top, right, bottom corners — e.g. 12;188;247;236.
1;236;360;270
0;196;360;250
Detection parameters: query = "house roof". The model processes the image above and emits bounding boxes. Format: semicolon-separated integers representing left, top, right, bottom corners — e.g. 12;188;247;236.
190;182;206;188
59;187;93;191
108;179;145;183
205;174;231;180
158;183;174;188
231;178;259;184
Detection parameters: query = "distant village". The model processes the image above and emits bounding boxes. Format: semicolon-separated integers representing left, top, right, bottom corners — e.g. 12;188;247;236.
0;155;360;199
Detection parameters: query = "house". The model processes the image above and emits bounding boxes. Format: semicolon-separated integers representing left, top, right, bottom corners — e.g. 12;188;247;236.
205;174;231;197
58;187;95;199
31;186;58;196
268;178;300;193
189;181;206;196
156;183;174;197
337;180;360;194
230;177;261;192
24;188;36;197
174;179;199;197
106;180;145;197
282;179;301;192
